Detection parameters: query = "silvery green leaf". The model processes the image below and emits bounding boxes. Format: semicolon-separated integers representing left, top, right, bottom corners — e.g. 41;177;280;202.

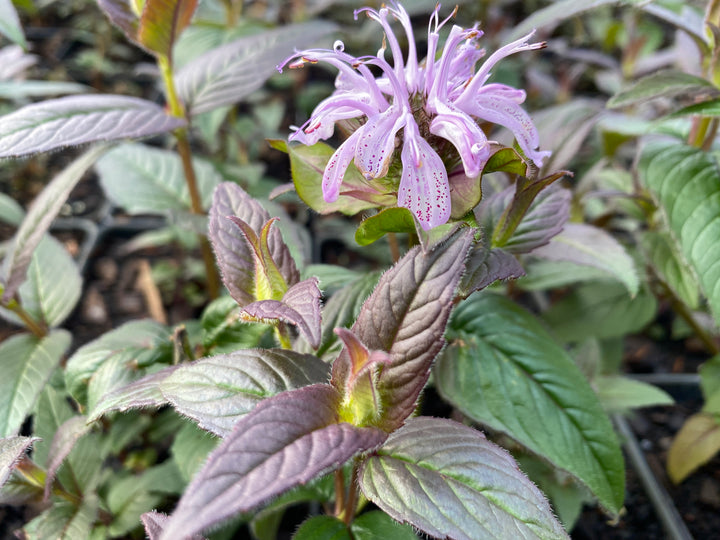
0;95;184;159
96;143;222;214
1;146;104;303
175;21;337;115
359;417;568;540
160;385;386;539
43;416;91;499
0;331;70;437
0;0;26;48
0;436;38;488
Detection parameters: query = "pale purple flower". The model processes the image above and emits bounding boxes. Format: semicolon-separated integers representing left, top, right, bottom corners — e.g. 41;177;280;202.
278;2;551;230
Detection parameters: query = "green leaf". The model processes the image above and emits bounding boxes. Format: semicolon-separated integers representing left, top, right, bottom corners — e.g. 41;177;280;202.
667;412;720;483
0;192;24;226
672;98;720;117
199;295;270;354
137;0;197;58
1;146;105;303
434;294;625;515
23;493;98;540
639;230;700;309
171;421;219;483
608;71;718;109
533;223;639;296
595;376;674;412
65;320;172;406
0;236;83;328
639;141;720;321
542;281;657;343
0;0;27;48
355;208;416;246
351;511;418;540
700;355;720;401
0;331;70;437
283;141;395;215
0;436;38;489
294;516;350;540
518;260;614;291
96;142;222;214
359;417;568;539
0;80;88;100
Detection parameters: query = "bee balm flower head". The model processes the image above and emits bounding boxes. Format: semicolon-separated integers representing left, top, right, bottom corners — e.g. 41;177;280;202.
278;2;550;230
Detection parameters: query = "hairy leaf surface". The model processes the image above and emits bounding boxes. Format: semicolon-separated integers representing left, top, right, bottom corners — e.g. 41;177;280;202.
0;436;38;488
0;331;70;437
333;229;473;431
0;95;184;158
159;349;331;436
359;417;568;540
87;368;174;422
209;183;298;306
640;141;720;321
175;21;336;114
96;143;222;214
1;147;103;302
434;294;625;515
160;385;386;539
459;246;525;297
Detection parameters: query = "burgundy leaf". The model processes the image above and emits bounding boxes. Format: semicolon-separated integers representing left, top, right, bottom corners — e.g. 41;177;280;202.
242;278;322;349
459;246;526;297
208;183;299;306
333;228;473;431
0;95;185;159
97;0;139;44
160;384;386;540
1;146;105;303
0;436;39;488
138;0;198;59
43;416;90;500
142;512;206;540
175;21;337;115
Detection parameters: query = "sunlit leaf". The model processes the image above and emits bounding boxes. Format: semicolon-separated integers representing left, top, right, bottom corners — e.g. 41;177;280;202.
640;141;720;320
1;146;104;303
175;21;337;115
160;384;386;539
667;412;720;483
96;143;222;214
355;208;416;246
0;331;70;437
435;294;625;515
333;228;473;431
138;0;198;58
595;376;673;413
0;95;184;159
359;417;568;539
533;223;638;296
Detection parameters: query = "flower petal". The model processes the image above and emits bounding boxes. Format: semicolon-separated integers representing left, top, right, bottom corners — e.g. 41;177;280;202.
430;106;490;178
323;128;363;202
398;123;450;230
354;107;405;180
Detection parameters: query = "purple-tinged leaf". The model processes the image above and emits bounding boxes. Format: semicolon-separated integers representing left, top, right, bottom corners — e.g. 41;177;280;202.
333;228;473;431
242;278;322;349
459;246;526;298
0;436;38;489
160;384;387;540
142;512;207;540
0;95;185;159
97;0;139;45
43;416;90;500
138;0;198;59
87;367;174;423
477;182;571;254
533;223;639;296
0;331;71;438
1;146;105;303
209;183;298;306
159;348;331;436
359;417;568;540
0;0;27;49
175;21;337;115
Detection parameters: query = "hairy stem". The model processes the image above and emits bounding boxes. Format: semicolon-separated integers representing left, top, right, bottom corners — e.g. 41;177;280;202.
333;468;346;518
341;463;361;526
158;54;221;299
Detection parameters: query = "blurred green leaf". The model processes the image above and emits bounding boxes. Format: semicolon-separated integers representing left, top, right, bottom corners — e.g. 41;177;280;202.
355;208;415;246
595;376;674;412
668;412;720;483
0;0;27;48
640;230;699;309
608;71;717;109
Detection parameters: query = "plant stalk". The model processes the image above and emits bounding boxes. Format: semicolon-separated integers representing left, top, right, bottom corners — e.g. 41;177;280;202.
342;463;361;526
333;469;346;518
158;54;221;299
4;299;47;338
